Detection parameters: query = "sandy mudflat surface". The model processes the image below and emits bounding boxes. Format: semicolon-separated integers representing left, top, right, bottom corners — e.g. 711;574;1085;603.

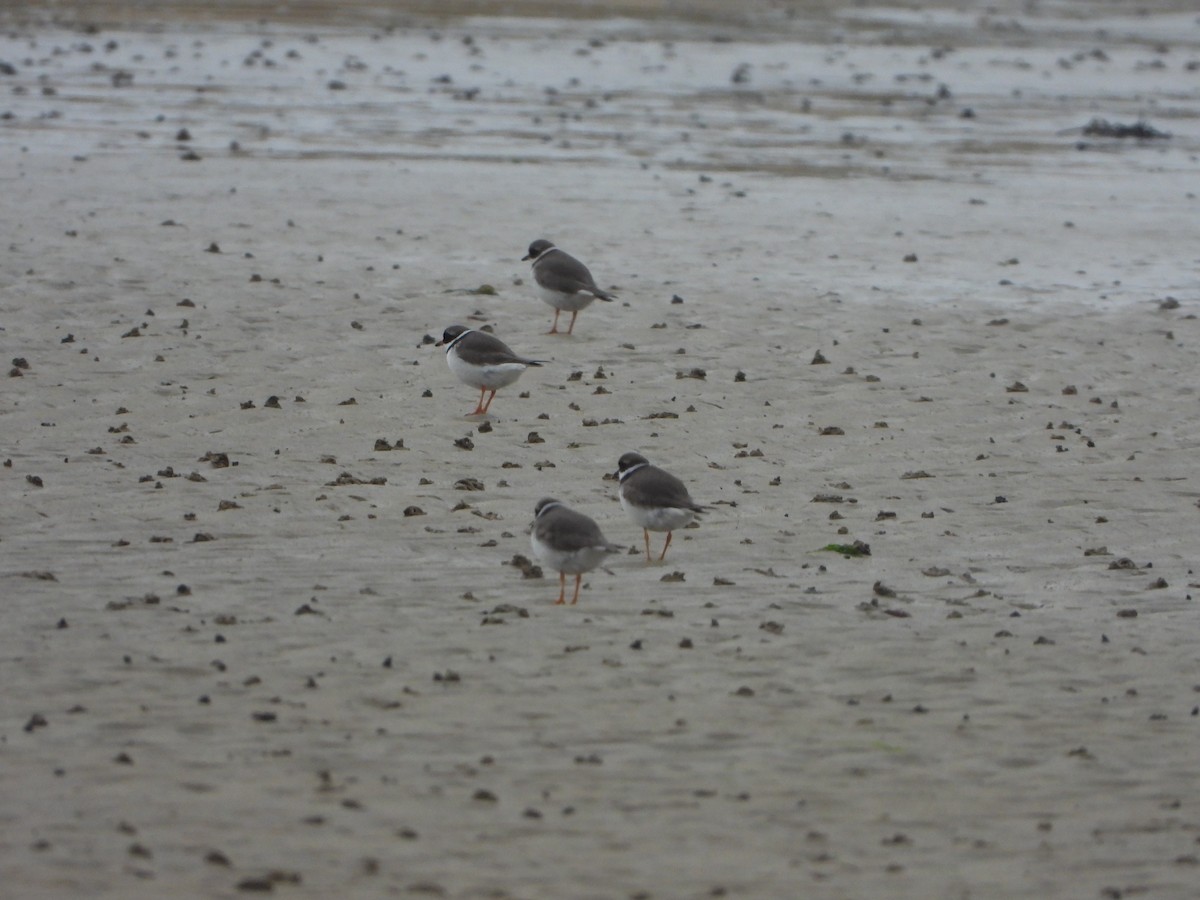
2;2;1199;898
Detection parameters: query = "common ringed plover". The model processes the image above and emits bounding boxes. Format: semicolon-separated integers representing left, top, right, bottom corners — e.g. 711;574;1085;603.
616;451;707;563
522;238;615;335
436;325;544;416
530;497;622;605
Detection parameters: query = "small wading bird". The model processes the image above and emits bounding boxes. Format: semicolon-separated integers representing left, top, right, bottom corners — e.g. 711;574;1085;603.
615;451;707;563
530;497;622;605
522;239;615;335
436;324;544;416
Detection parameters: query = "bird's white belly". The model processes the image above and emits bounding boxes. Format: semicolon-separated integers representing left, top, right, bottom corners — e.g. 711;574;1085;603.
531;534;610;575
537;283;595;313
448;353;526;390
620;495;696;532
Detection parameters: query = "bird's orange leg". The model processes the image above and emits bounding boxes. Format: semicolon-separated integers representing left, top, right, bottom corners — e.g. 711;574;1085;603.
554;571;566;605
642;528;652;563
658;531;674;561
570;574;582;605
547;309;561;334
479;389;498;414
566;310;579;335
469;387;488;415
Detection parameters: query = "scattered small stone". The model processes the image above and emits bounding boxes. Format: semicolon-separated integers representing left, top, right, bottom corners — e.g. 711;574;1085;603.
822;541;871;557
508;554;542;578
327;471;385;486
1081;118;1169;139
235;877;275;892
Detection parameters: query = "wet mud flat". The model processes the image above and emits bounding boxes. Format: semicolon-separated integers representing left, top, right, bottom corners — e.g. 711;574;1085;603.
2;2;1199;898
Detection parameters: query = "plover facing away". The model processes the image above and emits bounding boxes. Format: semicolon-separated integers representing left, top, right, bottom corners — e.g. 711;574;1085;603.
530;497;622;605
615;451;707;563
